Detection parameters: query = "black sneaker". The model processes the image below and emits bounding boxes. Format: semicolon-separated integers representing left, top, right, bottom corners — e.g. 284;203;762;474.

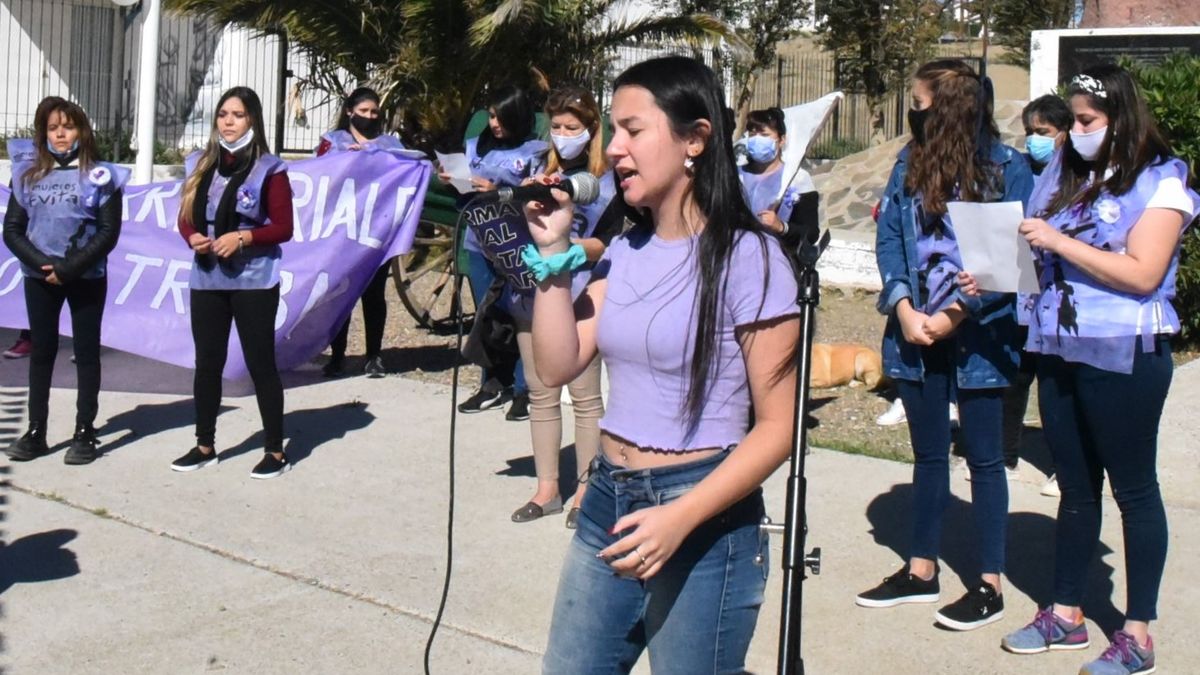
171;446;219;472
250;452;291;480
5;424;49;462
63;424;99;465
457;385;512;414
322;357;345;378
934;580;1005;631
364;355;386;378
505;393;530;421
856;564;940;608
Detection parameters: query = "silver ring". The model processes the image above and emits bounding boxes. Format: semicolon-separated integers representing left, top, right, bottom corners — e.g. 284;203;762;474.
635;546;647;565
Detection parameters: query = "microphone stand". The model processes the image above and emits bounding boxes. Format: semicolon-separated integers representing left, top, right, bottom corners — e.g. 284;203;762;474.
764;216;828;675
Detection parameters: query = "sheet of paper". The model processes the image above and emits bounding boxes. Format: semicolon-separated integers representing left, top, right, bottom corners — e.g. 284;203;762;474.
947;200;1039;294
434;151;475;194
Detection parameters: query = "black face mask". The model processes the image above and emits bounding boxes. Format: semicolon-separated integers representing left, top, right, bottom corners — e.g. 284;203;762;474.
908;108;930;145
349;114;383;139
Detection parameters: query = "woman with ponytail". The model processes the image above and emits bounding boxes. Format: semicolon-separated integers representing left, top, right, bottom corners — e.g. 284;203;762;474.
528;57;800;672
317;87;401;378
3;97;128;465
856;60;1032;632
170;86;295;479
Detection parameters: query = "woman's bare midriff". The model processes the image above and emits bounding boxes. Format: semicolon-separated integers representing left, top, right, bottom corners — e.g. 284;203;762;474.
600;432;722;470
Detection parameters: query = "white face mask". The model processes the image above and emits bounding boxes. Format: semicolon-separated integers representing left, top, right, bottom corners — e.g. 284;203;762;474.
1070;126;1108;161
219;128;255;153
551;129;591;161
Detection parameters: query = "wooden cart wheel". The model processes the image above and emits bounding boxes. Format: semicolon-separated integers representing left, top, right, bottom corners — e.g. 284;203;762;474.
391;220;472;331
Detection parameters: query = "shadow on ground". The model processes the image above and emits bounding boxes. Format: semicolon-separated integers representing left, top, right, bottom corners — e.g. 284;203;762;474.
864;483;1123;635
0;529;80;595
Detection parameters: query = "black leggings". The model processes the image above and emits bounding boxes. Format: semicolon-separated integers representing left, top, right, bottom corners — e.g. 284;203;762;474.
24;276;107;427
331;264;389;360
190;286;284;452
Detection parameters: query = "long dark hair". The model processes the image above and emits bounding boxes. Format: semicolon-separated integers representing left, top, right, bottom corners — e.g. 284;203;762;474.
180;87;272;226
22;96;99;187
906;59;1002;215
335;86;381;132
612;56;773;433
1042;63;1175;216
476;85;535;155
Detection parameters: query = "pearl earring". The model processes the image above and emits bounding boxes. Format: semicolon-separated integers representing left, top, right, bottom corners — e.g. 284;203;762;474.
684;156;695;171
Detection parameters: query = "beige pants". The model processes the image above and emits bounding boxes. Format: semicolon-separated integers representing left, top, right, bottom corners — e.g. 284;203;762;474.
515;327;604;483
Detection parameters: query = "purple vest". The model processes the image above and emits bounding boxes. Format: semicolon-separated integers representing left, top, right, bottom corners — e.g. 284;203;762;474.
499;170;618;321
461;137;547;253
183;152;287;291
8;139;131;279
738;165;802;224
319;130;406;154
1025;156;1199;373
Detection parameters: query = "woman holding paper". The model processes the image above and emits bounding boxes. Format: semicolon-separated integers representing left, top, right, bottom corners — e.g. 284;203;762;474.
3;96;128;465
978;65;1197;674
504;86;620;525
171;86;295;479
317;86;399;378
439;85;545;418
737;106;817;249
857;59;1032;632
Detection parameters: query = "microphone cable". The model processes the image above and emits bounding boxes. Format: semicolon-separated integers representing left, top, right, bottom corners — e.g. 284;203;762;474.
423;198;476;675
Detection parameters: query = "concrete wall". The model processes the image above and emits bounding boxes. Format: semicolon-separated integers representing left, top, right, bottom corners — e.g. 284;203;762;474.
1081;0;1200;28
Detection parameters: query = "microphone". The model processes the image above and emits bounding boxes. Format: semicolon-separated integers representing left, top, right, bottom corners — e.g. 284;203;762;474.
473;172;602;206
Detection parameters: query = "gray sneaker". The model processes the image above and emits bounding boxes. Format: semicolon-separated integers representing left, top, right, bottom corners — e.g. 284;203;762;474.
1001;606;1090;654
1080;631;1155;675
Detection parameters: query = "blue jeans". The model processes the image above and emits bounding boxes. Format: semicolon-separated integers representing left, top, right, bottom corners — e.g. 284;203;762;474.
542;450;768;674
896;340;1008;576
466;249;526;394
1038;339;1171;621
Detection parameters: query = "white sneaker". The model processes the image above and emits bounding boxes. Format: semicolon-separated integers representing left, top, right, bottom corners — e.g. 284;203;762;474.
1040;475;1060;497
876;398;907;426
949;402;960;430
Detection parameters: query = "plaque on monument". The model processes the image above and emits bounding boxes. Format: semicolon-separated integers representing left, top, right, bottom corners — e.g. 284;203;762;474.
1058;33;1200;83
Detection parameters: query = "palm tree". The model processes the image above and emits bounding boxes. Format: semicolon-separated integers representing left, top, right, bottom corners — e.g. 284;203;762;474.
165;0;738;148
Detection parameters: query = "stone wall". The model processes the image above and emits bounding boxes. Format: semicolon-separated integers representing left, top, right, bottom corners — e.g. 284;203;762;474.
1080;0;1200;27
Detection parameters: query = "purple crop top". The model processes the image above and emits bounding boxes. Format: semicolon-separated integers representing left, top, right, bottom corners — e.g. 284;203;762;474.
593;228;800;450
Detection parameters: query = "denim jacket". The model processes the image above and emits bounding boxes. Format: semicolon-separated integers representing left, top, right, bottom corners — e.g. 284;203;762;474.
875;142;1034;388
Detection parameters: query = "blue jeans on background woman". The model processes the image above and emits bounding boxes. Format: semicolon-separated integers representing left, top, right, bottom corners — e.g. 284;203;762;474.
542;449;769;674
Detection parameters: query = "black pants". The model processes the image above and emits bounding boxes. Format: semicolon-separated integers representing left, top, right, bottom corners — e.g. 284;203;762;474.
331;264;389;360
24;276;107;428
190;286;284;452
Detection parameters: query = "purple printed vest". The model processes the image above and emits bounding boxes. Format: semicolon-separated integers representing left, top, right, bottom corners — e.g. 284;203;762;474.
320;130;406;154
184;151;287;291
1025;156;1199;373
461;136;548;253
8;139;131;279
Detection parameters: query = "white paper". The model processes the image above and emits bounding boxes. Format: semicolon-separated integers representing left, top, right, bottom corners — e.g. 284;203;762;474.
434;151;475;194
947;201;1039;294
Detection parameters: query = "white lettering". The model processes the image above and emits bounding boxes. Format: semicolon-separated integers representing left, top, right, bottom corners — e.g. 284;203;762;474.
275;270;294;329
322;179;359;241
115;254;165;305
151;259;191;314
289;172;313;243
356;182;384;249
308;175;332;241
0;257;23;296
132;183;182;229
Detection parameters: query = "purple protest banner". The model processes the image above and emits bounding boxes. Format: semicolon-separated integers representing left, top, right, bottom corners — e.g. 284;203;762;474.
0;150;431;380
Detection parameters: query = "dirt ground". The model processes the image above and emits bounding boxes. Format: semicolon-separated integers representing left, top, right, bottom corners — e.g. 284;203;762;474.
331;276;1191;465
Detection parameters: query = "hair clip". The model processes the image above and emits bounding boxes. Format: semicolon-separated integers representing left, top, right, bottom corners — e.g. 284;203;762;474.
1071;74;1107;99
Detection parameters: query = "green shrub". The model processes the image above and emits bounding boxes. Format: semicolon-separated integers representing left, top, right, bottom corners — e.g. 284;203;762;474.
1126;54;1200;344
808;136;869;160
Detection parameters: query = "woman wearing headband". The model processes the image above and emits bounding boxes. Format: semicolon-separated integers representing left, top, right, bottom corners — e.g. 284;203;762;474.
528;56;800;672
3;97;128;465
856;59;1032;632
981;64;1198;675
318;86;402;378
171;86;295;479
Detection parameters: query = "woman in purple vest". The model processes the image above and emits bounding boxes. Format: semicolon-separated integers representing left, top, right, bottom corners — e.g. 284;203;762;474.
527;57;801;673
504;86;620;526
989;65;1199;675
170;87;295;479
316;86;404;378
857;59;1032;631
3;97;129;465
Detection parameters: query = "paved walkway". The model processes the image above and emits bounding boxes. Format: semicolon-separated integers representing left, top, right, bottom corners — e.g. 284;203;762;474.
2;348;1198;674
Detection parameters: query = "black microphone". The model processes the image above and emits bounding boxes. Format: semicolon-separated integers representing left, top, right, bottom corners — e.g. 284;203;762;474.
473;172;602;206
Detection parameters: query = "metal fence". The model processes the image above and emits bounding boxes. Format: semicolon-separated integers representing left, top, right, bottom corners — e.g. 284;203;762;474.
0;0;330;160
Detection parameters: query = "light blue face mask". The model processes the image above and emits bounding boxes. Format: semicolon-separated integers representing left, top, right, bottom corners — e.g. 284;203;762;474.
745;135;778;164
47;139;80;157
551;129;591;161
219;128;255;153
1025;134;1057;164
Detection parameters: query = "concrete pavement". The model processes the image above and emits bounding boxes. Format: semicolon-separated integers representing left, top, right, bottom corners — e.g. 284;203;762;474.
2;353;1199;674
